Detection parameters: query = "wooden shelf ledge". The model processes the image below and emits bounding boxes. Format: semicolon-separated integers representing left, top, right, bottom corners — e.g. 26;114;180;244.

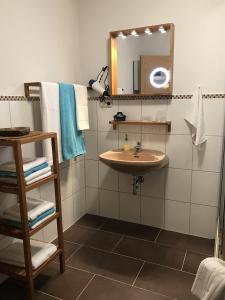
109;120;171;132
0;212;60;239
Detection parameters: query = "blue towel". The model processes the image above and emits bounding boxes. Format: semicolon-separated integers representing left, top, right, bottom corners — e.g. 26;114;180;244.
2;207;56;229
0;162;49;178
59;82;86;160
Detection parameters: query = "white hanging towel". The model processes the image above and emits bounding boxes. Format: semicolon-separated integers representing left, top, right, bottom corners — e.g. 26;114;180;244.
191;257;225;300
40;82;63;163
73;84;90;130
185;86;207;149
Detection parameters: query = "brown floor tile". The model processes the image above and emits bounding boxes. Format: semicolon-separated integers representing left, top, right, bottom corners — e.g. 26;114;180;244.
0;279;56;300
135;262;197;300
53;240;80;262
79;275;171;300
156;230;214;255
183;251;209;274
115;236;185;269
35;262;93;300
66;246;143;284
101;218;160;241
76;214;106;228
63;225;122;251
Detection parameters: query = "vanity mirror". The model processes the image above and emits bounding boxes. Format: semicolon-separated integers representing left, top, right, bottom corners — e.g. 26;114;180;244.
110;23;175;96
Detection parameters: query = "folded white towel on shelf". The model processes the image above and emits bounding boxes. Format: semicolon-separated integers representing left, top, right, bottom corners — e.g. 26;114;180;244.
3;197;55;222
0;239;57;270
191;257;225;300
28;210;55;229
24;166;51;183
73;84;90;130
0;157;47;173
26;171;52;185
40;82;63;164
185;86;207;150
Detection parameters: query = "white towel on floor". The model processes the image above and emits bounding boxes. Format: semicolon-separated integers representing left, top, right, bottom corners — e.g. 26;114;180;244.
73;84;90;130
26;171;52;185
0;239;57;270
40;82;63;164
185;86;207;150
3;197;55;222
191;257;225;300
0;157;47;173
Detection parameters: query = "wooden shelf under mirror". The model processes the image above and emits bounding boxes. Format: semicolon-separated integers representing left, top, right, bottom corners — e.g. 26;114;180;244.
109;120;171;132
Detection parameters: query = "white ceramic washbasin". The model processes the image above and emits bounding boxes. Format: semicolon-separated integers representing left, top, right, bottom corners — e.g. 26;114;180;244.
99;148;168;175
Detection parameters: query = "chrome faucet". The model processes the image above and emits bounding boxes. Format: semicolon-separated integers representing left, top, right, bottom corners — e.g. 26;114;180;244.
134;141;142;154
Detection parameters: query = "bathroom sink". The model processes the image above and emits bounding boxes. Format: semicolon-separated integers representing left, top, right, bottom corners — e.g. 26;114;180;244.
99;149;168;175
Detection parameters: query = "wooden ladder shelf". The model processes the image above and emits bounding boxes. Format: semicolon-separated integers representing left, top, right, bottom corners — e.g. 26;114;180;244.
0;131;65;300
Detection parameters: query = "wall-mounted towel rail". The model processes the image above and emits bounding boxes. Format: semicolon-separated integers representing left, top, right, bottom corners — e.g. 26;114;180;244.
24;82;41;99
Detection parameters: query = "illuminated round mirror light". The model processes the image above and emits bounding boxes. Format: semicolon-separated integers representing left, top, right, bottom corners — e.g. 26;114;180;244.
150;67;170;89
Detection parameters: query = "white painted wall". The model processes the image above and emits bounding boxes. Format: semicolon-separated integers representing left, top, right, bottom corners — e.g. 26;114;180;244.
80;0;225;239
0;0;86;278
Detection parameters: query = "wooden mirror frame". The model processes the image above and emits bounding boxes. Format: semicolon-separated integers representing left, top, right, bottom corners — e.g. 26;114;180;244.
109;23;175;96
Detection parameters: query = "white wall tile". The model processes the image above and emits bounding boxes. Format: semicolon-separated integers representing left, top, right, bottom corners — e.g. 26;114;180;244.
10;101;34;129
88;100;97;131
40;181;55;202
84;130;98;160
119;100;142;120
85;159;98;188
0;102;11;127
204;99;225;136
0;146;13;164
165;200;190;234
119;192;141;223
119;173;134;194
97;100;118;131
62;196;75;231
142;100;168;123
74;189;86;221
141;169;165;198
0;193;17;215
72;160;85;193
60;165;73;201
43;220;57;242
193;136;223;172
98;131;118;154
167;99;192;134
141;196;165;228
190;204;217;239
166;134;192;169
165;168;192;202
99;161;118;191
191;171;220;206
99;189;119;218
142;133;166;152
86;186;99;215
119;132;141;149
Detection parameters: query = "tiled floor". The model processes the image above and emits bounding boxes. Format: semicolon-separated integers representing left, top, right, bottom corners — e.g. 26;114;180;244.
0;214;214;300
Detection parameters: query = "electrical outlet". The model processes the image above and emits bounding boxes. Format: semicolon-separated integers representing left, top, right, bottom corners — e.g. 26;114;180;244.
99;99;113;108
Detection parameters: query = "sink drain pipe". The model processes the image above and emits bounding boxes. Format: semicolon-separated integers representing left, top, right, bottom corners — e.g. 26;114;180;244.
132;175;144;195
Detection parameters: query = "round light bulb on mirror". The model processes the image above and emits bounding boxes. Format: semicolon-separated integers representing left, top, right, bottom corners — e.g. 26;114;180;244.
149;67;170;89
117;31;126;39
144;28;152;35
158;26;166;34
130;30;139;37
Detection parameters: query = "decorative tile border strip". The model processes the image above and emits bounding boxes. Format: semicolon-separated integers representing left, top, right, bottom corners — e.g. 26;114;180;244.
1;94;225;102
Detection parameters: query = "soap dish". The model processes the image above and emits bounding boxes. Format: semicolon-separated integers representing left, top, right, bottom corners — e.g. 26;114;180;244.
0;127;30;137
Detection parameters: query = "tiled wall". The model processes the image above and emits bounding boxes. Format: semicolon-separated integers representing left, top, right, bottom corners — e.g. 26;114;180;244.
84;98;224;239
0;101;86;243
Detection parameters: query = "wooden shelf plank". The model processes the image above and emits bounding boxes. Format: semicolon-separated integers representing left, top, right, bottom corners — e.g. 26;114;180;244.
0;174;57;194
0;131;56;146
0;213;60;239
109;120;171;131
0;248;62;280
